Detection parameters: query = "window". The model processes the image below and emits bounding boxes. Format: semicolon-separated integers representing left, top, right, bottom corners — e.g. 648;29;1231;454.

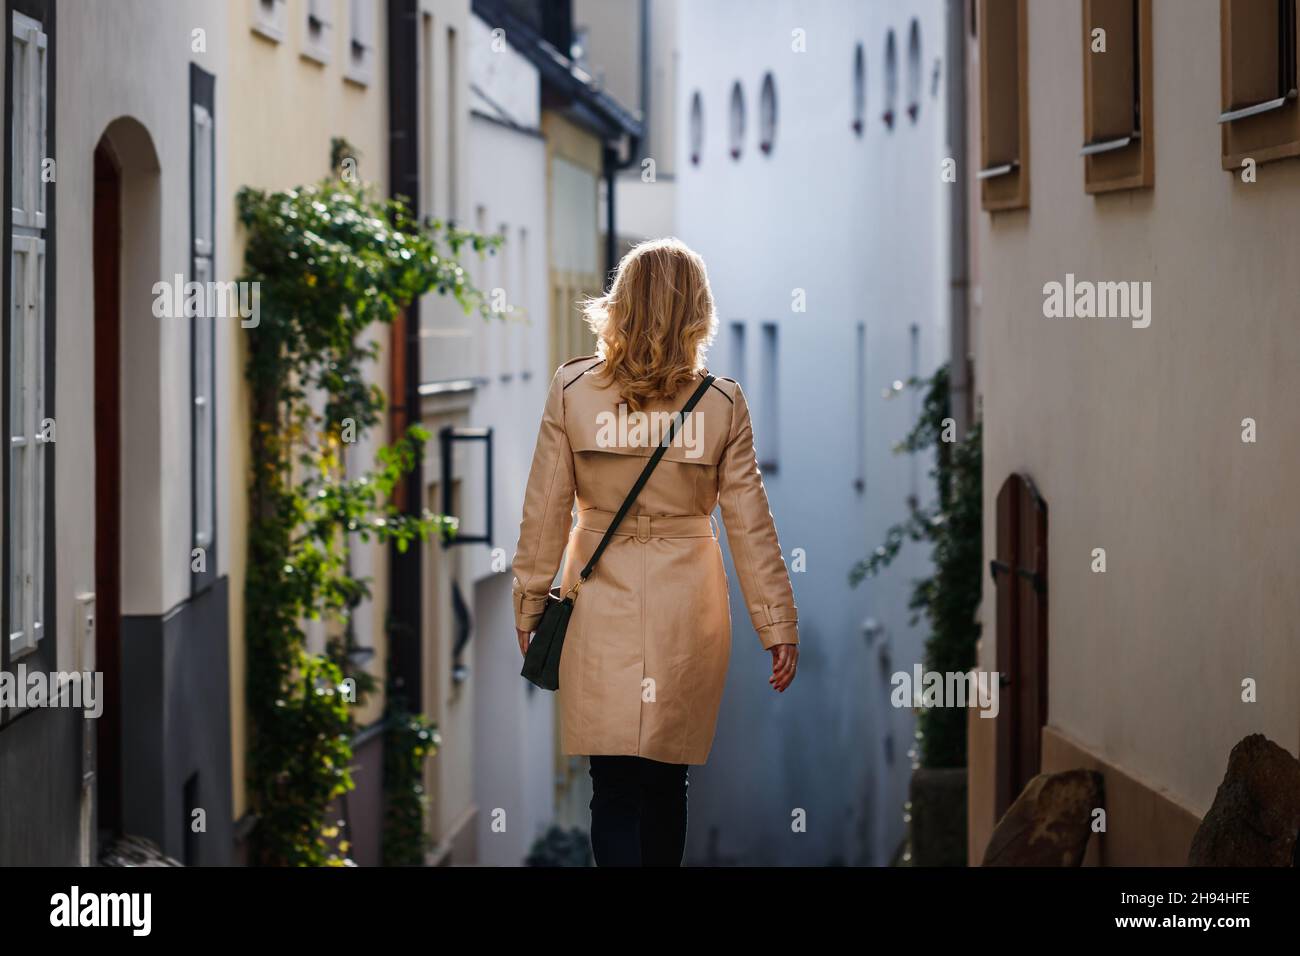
689;91;704;164
854;322;865;494
1219;0;1300;168
252;0;287;43
883;30;898;129
302;0;333;65
518;225;531;379
852;43;866;135
729;81;745;160
7;8;50;661
191;65;217;592
346;0;374;85
496;221;510;381
758;73;777;154
977;0;1030;211
8;234;45;659
1081;0;1153;192
446;26;458;216
906;19;922;122
729;320;746;384
758;323;779;472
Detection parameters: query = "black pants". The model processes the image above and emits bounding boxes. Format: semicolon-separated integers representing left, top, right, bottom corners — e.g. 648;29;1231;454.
587;755;689;867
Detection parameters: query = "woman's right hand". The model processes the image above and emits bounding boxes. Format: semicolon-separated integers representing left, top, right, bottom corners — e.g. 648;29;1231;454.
517;628;533;658
768;643;798;693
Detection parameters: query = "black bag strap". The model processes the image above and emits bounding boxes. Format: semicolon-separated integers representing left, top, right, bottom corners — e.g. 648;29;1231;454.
571;372;716;591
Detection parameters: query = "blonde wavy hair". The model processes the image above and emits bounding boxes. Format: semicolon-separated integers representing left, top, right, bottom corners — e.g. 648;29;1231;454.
581;237;719;412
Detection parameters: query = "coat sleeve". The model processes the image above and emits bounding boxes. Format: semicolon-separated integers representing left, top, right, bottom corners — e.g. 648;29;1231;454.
716;382;799;650
510;366;577;633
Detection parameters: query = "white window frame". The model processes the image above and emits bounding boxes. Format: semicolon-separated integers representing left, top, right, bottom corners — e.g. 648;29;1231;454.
8;10;49;660
192;260;214;552
345;0;374;86
11;11;46;232
252;0;287;44
192;104;214;258
191;99;216;558
8;234;46;659
302;0;333;65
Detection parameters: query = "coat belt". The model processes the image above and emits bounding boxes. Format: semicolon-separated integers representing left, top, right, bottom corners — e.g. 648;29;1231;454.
576;508;717;542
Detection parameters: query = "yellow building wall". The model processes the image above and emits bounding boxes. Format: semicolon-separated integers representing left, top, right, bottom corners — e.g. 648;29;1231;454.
224;0;391;821
543;112;603;372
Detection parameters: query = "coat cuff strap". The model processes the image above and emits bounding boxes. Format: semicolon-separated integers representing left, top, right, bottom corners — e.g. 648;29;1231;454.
750;604;799;649
514;589;548;634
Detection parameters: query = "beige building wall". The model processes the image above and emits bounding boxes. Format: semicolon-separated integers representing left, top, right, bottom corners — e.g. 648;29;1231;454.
544;112;603;372
224;0;391;821
971;0;1300;862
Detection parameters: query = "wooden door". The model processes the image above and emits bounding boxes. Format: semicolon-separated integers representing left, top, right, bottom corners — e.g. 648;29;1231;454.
991;472;1048;819
93;141;122;837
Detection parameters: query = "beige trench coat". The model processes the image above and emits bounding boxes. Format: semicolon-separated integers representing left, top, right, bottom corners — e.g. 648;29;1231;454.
510;355;799;765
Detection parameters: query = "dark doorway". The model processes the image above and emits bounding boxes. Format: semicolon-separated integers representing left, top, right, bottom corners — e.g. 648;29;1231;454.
93;141;122;840
990;472;1048;819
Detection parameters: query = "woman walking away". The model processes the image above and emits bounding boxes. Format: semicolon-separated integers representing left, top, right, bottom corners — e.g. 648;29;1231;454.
511;237;800;867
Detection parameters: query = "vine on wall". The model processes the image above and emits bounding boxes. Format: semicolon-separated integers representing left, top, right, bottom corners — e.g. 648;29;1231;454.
238;164;498;866
850;365;983;769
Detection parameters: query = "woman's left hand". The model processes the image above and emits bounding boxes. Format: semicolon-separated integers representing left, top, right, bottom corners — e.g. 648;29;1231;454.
517;628;532;657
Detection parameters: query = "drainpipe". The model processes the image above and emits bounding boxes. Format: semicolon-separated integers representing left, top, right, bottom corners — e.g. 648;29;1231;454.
387;0;423;711
946;0;972;435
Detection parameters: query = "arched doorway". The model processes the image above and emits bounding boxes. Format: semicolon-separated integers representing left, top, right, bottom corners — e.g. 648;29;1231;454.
92;117;160;846
990;472;1049;818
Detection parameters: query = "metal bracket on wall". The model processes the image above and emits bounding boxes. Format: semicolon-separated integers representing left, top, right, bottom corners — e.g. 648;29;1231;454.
439;425;494;548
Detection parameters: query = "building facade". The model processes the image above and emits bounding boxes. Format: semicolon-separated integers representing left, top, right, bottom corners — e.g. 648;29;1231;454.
675;0;960;865
966;0;1299;865
1;0;236;866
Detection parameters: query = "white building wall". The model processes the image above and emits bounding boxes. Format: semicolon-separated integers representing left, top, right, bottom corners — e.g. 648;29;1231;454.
465;13;554;866
675;0;951;865
56;0;229;641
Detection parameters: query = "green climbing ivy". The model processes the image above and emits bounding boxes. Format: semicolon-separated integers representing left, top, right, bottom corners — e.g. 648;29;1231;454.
239;159;499;866
850;365;983;769
381;700;440;865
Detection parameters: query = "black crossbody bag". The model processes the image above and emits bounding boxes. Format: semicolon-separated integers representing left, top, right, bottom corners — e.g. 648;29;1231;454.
521;373;716;690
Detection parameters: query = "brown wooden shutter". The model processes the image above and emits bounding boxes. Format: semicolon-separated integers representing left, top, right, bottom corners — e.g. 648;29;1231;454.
1081;0;1154;192
990;473;1049;819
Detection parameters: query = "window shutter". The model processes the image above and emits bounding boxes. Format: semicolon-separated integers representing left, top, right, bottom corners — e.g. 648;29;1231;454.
192;104;214;258
11;13;48;231
1081;0;1153;192
1014;475;1048;793
990;472;1048;817
8;235;46;656
990;473;1021;816
190;67;217;583
977;0;1030;210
